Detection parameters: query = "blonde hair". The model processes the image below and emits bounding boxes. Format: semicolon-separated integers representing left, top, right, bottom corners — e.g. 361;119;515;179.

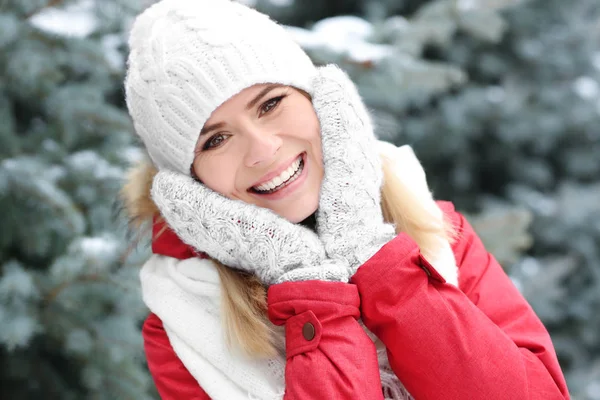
120;154;456;359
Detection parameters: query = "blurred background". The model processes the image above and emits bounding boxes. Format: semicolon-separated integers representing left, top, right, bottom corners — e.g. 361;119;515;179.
1;0;599;398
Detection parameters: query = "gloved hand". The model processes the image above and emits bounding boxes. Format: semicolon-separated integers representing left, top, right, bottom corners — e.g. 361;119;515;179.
151;171;349;285
312;65;397;272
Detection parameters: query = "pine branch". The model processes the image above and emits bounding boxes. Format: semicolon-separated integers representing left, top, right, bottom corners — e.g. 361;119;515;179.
44;274;104;305
25;0;65;19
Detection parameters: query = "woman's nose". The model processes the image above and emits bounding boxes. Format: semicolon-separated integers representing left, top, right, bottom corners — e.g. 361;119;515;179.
243;127;282;167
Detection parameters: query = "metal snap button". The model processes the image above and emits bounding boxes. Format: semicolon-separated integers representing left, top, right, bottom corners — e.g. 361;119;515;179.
302;322;315;341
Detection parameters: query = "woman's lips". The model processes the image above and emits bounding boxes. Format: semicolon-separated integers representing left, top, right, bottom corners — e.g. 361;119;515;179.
249;152;308;201
250;153;304;189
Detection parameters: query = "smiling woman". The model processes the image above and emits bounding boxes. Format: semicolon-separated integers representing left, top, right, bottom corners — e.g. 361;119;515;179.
192;84;323;223
122;0;570;399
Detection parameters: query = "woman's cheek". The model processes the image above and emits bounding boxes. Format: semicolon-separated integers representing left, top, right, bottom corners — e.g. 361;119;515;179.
197;162;237;198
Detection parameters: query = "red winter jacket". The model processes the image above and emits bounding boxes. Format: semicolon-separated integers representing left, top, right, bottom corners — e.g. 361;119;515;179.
143;201;570;399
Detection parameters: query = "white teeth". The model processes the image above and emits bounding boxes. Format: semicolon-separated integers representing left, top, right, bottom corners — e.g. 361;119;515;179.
281;166;293;182
254;156;302;192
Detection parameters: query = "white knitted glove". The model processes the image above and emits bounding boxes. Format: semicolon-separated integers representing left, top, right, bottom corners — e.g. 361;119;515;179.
313;65;396;271
151;171;349;285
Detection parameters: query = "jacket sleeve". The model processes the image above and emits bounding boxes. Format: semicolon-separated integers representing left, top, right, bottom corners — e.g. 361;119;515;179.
351;201;570;400
142;313;212;400
268;280;384;400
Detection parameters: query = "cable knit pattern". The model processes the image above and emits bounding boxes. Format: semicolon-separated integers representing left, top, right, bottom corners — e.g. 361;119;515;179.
313;66;397;270
141;143;458;400
151;172;349;285
125;0;317;174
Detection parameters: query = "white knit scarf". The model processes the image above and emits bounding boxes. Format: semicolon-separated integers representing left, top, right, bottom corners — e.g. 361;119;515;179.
140;143;459;400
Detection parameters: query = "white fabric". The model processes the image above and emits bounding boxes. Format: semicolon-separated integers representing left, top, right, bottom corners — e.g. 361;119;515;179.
140;143;459;399
141;256;286;400
125;0;317;175
313;66;398;270
151;169;350;285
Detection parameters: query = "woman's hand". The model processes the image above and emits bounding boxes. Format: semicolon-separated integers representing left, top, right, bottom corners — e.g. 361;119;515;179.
151;171;349;285
312;65;396;272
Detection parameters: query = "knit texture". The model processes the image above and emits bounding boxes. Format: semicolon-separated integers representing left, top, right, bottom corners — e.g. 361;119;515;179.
125;0;317;174
151;171;350;285
140;142;459;400
313;66;397;270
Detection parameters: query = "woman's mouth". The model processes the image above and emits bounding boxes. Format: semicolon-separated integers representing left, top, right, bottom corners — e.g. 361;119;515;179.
250;153;306;196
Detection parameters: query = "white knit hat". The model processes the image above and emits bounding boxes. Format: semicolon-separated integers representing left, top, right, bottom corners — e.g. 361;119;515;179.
125;0;317;174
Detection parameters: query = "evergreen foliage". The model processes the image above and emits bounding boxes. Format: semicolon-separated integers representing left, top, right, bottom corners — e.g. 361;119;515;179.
0;0;154;398
1;0;597;398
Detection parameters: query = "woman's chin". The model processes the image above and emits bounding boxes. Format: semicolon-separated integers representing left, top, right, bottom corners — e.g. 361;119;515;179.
242;193;318;223
254;185;319;223
274;197;319;224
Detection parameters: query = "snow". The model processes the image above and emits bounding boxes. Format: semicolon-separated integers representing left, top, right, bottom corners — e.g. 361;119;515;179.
585;381;600;400
313;16;373;43
237;0;293;8
68;151;122;180
457;0;478;11
0;315;40;351
268;0;294;6
51;236;119;279
285;26;322;48
573;76;599;100
120;146;145;166
29;0;98;38
80;236;119;260
42;139;61;153
29;0;124;71
101;34;124;70
520;257;541;277
486;86;505;103
1;158;17;170
0;261;39;300
235;0;257;7
287;16;393;63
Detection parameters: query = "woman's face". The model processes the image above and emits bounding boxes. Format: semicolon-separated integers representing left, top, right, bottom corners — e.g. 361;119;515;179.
192;84;323;223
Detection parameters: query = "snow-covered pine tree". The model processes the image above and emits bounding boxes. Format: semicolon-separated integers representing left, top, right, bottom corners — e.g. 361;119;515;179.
3;0;597;397
0;1;154;398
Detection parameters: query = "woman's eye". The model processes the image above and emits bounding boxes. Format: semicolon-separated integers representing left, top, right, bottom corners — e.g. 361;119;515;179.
203;133;228;150
260;95;285;116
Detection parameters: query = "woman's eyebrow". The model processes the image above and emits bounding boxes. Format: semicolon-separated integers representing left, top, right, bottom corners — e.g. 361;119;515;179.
245;84;284;110
200;121;225;136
